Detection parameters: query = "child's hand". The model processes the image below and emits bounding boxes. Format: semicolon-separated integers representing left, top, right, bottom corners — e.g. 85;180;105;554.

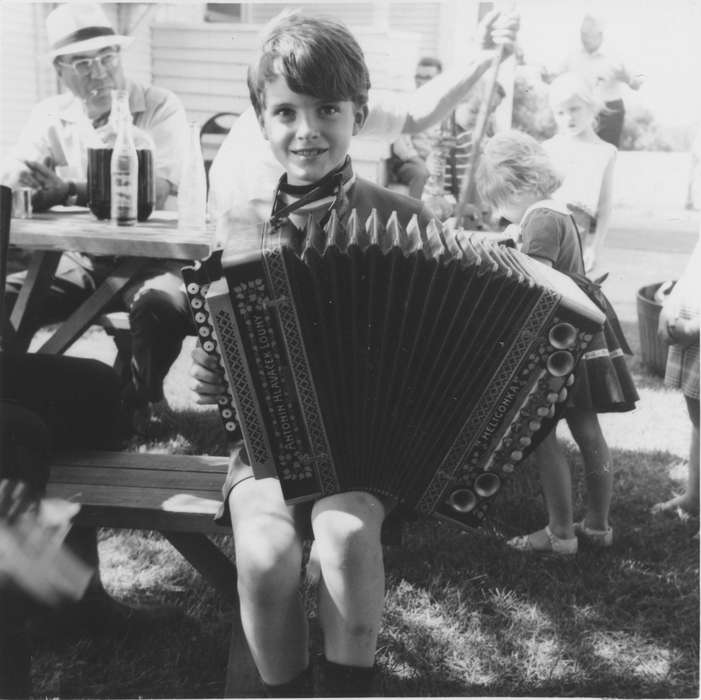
478;9;520;56
660;316;700;348
190;343;227;405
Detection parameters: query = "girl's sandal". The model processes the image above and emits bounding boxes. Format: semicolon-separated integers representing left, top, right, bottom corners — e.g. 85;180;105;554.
574;520;613;548
506;525;578;555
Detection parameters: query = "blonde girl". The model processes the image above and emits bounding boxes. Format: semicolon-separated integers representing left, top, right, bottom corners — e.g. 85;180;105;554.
477;130;638;554
543;72;617;274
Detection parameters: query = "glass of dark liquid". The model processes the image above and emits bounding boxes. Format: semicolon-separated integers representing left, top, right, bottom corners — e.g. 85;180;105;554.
87;147;155;222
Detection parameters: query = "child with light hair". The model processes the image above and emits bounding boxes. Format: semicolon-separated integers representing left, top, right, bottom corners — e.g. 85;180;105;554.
543;72;617;274
477;129;638;555
652;232;700;521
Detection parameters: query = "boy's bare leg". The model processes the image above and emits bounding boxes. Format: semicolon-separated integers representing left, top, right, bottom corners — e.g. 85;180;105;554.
228;477;308;685
311;491;385;667
566;408;613;531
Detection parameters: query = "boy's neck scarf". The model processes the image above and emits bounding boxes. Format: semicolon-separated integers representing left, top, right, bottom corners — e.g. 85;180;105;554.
270;156;355;228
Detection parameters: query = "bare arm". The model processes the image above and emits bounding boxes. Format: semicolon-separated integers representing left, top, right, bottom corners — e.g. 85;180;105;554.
590;151;616;261
402;9;519;135
402;54;492;134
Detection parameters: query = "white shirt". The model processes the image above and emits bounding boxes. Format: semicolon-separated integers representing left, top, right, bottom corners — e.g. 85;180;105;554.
543;134;616;219
1;80;188;188
208;89;409;237
560;47;636;103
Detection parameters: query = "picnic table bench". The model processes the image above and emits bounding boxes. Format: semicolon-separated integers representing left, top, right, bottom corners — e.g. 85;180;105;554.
46;449;261;697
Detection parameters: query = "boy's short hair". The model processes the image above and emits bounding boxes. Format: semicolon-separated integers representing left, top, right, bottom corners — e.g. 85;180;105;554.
248;10;371;117
477;129;562;209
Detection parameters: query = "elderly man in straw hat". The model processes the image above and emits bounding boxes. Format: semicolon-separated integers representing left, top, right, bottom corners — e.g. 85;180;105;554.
1;4;195;432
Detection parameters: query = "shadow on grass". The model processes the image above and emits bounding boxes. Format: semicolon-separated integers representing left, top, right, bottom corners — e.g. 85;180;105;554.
30;569;235;698
378;446;699;698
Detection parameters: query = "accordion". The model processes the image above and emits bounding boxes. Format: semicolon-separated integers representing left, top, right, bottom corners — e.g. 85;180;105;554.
183;210;605;530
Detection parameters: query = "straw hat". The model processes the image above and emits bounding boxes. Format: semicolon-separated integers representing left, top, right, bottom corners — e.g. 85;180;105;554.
46;3;133;59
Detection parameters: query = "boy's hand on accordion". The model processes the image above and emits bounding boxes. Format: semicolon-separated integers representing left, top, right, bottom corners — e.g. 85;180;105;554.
190;343;227;405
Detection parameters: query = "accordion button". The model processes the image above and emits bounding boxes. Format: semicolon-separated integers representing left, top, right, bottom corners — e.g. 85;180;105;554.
559;388;568;402
191;297;203;309
536;406;550;417
510;450;523;462
502;463;514;473
519;436;532;447
546;392;559;403
529;420;541;431
195;311;207;323
225;421;236;431
187;283;200;295
199;326;211;337
566;374;575;387
203;340;215;352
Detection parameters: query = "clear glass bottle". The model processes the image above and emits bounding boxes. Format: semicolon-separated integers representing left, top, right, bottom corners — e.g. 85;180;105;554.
109;89;138;226
177;121;207;233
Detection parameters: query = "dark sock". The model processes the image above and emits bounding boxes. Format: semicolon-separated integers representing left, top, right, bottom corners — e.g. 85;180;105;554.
321;658;375;697
262;665;313;698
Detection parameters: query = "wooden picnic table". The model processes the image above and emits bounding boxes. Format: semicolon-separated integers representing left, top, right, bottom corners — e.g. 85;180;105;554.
9;207;213;353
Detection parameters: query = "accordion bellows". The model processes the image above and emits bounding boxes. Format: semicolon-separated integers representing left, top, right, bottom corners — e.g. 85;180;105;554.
183;209;605;530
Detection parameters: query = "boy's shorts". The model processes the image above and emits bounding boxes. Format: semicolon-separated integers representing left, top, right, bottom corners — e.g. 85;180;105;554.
214;443;403;544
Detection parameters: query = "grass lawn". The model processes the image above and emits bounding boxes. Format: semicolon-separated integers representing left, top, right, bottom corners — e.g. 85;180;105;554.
28;315;699;698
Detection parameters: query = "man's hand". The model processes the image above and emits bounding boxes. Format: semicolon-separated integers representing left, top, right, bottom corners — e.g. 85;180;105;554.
190;343;227;405
22;157;70;211
478;9;520;56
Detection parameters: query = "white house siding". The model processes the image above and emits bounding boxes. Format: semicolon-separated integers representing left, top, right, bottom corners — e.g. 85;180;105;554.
0;2;55;161
243;2;443;66
244;3;377;26
388;2;442;63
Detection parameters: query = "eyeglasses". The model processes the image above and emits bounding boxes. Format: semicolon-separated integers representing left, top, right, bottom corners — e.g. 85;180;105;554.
57;51;120;77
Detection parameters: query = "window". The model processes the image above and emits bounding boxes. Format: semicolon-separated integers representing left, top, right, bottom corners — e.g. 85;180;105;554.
204;3;241;22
